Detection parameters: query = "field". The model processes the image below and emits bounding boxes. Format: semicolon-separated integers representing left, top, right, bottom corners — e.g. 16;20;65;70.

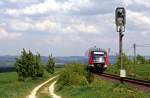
0;71;51;98
106;64;150;81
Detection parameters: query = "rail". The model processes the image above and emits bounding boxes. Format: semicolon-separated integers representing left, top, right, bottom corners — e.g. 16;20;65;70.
95;73;150;87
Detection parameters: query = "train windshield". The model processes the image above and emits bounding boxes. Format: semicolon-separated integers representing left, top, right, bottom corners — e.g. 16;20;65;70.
92;51;106;63
93;51;105;57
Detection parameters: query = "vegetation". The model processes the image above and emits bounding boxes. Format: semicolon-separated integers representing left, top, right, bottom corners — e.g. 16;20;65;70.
106;53;150;81
115;53;132;68
57;76;150;98
56;63;93;91
14;49;44;81
106;64;150;81
54;62;150;98
0;71;50;98
46;54;55;74
136;54;150;64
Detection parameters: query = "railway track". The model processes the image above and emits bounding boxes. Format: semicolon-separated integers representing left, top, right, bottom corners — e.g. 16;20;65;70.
95;73;150;91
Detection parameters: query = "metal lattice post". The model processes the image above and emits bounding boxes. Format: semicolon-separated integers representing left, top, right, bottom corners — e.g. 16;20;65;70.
133;43;136;64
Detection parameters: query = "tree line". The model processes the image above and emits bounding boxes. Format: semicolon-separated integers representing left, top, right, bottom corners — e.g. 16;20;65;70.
115;53;150;67
14;49;55;81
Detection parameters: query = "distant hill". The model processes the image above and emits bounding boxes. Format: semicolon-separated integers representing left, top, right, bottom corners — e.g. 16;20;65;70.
4;55;150;72
0;56;17;67
0;55;150;72
0;55;118;67
0;56;85;67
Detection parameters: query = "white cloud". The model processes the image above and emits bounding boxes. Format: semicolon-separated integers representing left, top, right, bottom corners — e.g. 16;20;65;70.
63;24;98;34
134;0;150;7
35;20;61;32
5;0;36;3
7;18;99;34
0;1;4;5
7;19;61;32
23;0;60;15
0;27;22;40
5;0;61;16
4;0;117;16
128;10;150;29
124;0;150;7
8;20;32;31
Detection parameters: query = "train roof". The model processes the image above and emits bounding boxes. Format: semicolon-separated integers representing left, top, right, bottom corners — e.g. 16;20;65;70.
89;47;106;52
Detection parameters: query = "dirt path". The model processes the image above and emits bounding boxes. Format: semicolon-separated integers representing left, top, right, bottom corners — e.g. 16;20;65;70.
49;81;61;98
27;75;58;98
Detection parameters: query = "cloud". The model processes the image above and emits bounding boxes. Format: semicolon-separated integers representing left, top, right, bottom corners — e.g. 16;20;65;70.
63;24;98;34
125;0;150;7
6;19;60;32
0;0;150;56
127;10;150;32
5;0;36;3
128;11;150;25
4;0;120;16
7;17;99;35
4;0;60;16
0;27;22;40
23;0;60;15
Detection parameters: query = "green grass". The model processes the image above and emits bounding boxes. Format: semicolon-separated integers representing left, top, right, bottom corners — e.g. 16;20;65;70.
57;77;150;98
106;64;150;81
55;67;64;72
0;70;51;98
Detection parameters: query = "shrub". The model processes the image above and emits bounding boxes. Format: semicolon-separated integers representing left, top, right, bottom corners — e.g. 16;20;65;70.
57;63;93;90
115;53;132;68
136;55;146;64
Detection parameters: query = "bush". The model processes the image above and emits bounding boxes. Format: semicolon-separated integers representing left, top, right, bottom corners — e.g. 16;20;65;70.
14;49;44;81
46;55;55;74
115;53;132;68
136;55;146;64
57;63;93;90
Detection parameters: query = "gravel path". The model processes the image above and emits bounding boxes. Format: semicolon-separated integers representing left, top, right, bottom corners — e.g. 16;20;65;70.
49;81;61;98
27;75;58;98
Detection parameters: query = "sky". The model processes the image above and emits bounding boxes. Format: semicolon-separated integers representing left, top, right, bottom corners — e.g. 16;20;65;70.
0;0;150;56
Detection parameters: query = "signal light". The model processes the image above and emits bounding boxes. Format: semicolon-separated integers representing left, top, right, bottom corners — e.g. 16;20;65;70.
115;7;126;32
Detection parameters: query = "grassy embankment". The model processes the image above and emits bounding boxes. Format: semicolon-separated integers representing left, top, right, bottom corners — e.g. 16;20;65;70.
0;67;63;98
55;63;150;98
106;64;150;81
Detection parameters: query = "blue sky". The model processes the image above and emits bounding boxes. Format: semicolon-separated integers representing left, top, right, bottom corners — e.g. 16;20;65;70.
0;0;150;56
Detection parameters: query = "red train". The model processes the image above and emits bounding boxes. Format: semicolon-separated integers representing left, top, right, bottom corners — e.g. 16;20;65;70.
86;47;109;72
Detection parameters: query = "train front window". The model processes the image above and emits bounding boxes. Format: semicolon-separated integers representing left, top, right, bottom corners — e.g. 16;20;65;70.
92;51;106;63
93;52;105;58
93;54;103;58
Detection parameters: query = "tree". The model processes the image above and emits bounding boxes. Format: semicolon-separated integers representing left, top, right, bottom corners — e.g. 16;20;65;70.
46;54;55;74
136;55;146;64
14;48;28;81
14;49;44;81
34;53;44;77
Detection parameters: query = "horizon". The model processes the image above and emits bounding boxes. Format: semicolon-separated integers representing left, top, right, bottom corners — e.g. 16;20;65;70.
0;55;150;57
